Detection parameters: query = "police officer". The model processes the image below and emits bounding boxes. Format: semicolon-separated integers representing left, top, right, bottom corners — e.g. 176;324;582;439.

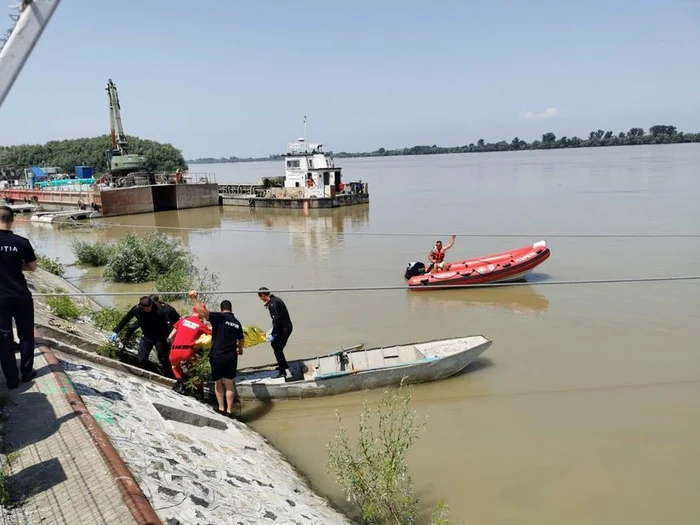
150;294;181;330
257;287;293;379
111;296;174;378
0;206;38;388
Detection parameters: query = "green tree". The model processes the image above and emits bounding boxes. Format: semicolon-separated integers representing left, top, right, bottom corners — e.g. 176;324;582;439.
542;132;557;147
0;135;187;174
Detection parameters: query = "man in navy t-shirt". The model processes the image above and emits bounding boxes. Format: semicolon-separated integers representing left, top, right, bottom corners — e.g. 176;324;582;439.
189;290;244;417
0;206;38;389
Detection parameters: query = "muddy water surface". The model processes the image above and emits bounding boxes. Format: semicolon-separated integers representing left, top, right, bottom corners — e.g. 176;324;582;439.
16;144;700;524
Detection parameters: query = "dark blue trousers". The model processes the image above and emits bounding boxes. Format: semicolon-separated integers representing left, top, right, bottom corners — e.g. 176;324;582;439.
0;296;35;384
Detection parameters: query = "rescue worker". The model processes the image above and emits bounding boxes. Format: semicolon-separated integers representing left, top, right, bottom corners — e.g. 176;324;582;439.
111;296;174;378
189;290;244;417
427;234;456;274
167;306;211;393
257;287;293;379
0;206;37;388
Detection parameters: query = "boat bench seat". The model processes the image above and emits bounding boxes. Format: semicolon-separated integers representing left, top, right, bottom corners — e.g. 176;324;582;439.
347;346;426;371
317;356;339;375
383;345;424;365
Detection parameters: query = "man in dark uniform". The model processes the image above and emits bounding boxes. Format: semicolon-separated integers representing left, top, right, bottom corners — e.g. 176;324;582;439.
150;295;181;330
257;287;293;379
111;296;174;378
0;206;38;388
150;294;180;363
189;290;244;416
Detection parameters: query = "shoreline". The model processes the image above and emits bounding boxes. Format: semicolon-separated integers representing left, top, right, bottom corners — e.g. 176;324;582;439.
186;137;700;165
17;268;354;524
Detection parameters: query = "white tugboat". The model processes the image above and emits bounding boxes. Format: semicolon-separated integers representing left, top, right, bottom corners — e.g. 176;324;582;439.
219;133;369;209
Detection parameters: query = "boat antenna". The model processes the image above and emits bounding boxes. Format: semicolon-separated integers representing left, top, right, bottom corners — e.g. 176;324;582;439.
303;115;307;153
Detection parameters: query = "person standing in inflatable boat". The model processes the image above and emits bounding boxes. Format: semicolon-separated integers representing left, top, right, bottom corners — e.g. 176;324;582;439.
427;234;456;273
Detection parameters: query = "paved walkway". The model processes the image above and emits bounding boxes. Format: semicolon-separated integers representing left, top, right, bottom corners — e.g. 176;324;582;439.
1;340;159;524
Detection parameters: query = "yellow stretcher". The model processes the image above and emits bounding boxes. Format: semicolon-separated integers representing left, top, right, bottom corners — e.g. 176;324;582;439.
194;325;268;351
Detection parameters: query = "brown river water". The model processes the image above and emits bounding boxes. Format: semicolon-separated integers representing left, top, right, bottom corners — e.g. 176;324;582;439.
15;145;700;524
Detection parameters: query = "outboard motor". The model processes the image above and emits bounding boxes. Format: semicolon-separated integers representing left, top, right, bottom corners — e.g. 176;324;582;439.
405;261;426;280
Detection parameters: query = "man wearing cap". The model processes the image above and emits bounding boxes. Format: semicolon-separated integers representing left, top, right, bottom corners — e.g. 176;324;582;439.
167;305;211;393
0;205;38;389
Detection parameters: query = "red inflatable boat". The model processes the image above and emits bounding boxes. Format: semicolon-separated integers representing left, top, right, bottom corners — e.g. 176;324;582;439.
404;240;551;289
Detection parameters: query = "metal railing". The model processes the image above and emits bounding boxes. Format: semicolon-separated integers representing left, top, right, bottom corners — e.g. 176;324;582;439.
218;183;266;197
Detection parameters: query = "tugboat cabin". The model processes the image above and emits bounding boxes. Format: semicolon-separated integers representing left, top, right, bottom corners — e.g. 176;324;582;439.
284;140;344;198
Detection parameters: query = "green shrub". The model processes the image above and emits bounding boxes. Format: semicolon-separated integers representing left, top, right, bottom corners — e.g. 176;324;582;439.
155;266;220;303
36;254;65;276
328;383;453;525
184;349;211;394
103;231;190;283
89;306;125;332
72;231;220;302
44;295;81;320
96;342;124;360
72;240;114;267
154;268;191;301
87;307;141;349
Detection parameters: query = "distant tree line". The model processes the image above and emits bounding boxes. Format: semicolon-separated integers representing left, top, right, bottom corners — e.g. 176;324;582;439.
187;125;699;164
188;154;283;164
0;135;188;174
334;125;699;158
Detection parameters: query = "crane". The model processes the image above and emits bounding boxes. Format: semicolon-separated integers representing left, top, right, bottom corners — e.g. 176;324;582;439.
0;0;60;108
105;78;146;175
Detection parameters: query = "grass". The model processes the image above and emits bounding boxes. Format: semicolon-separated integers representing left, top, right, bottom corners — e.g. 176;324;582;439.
44;294;81;321
327;382;456;525
0;393;14;507
36;254;65;277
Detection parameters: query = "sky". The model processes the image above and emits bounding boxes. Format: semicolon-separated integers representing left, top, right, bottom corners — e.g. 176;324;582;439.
0;0;699;159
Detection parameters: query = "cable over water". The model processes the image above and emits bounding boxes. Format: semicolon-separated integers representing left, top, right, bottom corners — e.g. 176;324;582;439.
13;218;700;238
30;275;700;297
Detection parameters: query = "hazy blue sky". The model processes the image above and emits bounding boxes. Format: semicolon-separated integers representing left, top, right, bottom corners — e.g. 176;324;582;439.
1;0;699;158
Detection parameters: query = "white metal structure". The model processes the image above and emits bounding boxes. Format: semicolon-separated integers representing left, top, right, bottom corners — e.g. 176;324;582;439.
0;0;61;108
284;139;344;198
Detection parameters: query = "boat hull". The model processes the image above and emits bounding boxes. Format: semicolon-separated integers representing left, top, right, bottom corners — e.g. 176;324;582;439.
406;240;551;289
225;336;492;401
30;210;101;223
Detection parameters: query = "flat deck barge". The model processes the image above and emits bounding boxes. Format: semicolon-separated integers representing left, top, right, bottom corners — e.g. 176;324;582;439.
0;174;219;218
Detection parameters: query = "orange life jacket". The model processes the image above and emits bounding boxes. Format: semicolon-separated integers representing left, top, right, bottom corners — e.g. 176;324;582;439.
431;247;445;263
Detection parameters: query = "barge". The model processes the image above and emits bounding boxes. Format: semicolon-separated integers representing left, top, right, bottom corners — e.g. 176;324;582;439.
0;172;219;218
219;139;369;209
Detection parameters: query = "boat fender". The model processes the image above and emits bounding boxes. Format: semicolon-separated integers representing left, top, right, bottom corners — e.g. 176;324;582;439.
248;198;255;207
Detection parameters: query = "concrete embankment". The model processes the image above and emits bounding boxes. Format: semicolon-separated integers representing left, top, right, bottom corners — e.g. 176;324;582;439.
9;269;352;524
